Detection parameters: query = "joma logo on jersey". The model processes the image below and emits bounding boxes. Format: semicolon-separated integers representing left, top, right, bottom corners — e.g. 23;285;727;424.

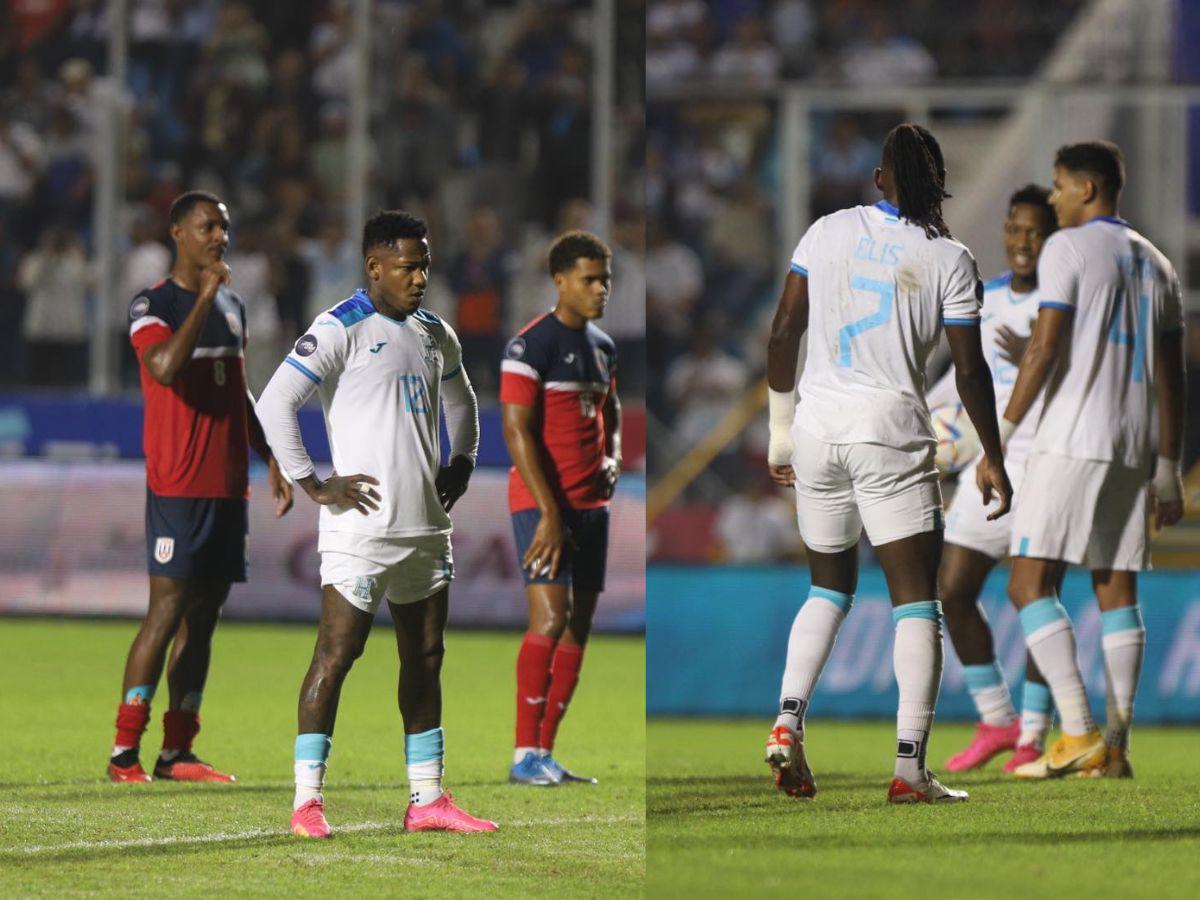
369;342;386;353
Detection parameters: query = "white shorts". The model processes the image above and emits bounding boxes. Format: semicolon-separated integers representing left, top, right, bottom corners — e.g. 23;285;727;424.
1009;452;1149;571
944;454;1027;560
791;423;943;553
319;532;454;614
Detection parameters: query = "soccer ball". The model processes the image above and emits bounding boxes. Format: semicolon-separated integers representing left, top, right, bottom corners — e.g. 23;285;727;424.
930;402;981;475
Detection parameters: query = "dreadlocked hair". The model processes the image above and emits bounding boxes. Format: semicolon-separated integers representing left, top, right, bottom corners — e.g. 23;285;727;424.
882;123;952;240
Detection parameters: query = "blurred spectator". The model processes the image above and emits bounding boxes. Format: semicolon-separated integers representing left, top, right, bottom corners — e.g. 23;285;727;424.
18;227;90;386
710;18;781;87
0;103;43;232
664;328;749;446
838;15;936;86
299;216;359;323
120;205;170;303
715;472;801;563
645;218;704;351
448;205;518;393
811;113;877;218
226;218;282;391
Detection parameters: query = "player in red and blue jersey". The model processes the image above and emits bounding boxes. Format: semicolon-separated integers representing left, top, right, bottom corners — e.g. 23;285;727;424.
500;231;621;786
108;191;293;784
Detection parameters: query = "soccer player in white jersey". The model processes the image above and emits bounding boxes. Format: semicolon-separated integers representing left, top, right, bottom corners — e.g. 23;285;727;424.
257;210;497;836
924;186;1059;774
765;123;1012;804
998;142;1186;779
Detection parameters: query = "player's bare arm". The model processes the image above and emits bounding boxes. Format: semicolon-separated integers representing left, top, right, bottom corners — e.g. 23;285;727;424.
597;387;622;499
1152;327;1186;529
502;401;571;578
140;261;230;385
765;271;809;487
1002;305;1072;431
945;322;1012;519
297;472;381;516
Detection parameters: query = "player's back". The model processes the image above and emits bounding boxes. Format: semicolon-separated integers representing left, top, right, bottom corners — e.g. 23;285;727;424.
1032;217;1182;468
793;201;980;447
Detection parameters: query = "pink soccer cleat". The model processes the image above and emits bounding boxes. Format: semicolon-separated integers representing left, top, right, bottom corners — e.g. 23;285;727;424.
403;792;498;833
1002;742;1044;773
291;798;332;838
945;720;1020;772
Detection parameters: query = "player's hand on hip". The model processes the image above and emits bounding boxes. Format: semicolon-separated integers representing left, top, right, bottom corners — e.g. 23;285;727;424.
198;261;232;299
436;455;474;512
596;456;621;499
524;509;573;580
267;457;294;517
977;455;1013;521
769;464;795;487
308;472;381;515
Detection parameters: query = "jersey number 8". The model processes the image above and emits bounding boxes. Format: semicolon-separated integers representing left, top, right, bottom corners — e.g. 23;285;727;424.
213;360;226;386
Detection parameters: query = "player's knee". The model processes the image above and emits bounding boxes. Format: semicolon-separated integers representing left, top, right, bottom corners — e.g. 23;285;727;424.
318;637;365;675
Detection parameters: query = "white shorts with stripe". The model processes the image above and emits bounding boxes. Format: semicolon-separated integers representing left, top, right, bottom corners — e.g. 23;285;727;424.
1009;451;1150;571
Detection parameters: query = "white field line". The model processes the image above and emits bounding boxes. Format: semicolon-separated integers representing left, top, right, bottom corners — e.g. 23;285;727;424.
3;814;642;858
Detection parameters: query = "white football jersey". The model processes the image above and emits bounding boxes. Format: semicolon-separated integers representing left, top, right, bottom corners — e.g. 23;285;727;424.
1029;217;1182;468
791;200;982;446
261;290;465;538
926;271;1044;462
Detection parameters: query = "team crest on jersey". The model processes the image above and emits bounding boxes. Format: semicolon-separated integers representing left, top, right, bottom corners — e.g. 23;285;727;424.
130;296;150;320
593;347;610;380
154;537;175;564
506;337;526;360
421;333;439;368
295;334;318;357
352;576;376;601
225;311;242;337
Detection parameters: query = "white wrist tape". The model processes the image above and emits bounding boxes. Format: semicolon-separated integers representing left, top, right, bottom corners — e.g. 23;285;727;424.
998;417;1017;446
767;388;797;466
1153;455;1183;502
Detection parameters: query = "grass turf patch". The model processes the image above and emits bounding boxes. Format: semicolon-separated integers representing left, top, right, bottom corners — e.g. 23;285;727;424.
0;619;644;897
648;718;1200;899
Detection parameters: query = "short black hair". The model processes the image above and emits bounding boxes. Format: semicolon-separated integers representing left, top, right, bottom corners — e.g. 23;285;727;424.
362;209;427;258
548;230;611;276
881;123;951;240
1008;183;1056;230
169;190;225;224
1054;141;1125;201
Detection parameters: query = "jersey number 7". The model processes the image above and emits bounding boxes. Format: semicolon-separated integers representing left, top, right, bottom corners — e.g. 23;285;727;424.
839;276;895;368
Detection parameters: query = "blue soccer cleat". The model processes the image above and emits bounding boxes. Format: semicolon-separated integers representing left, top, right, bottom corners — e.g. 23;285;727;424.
541;754;597;784
509;751;558;786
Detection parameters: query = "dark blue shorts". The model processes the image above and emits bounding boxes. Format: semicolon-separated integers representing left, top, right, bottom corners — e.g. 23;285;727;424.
511;507;609;592
145;490;248;583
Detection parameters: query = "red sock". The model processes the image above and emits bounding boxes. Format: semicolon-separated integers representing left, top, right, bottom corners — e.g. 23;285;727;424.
162;710;201;755
539;643;585;752
516;631;556;748
115;702;151;752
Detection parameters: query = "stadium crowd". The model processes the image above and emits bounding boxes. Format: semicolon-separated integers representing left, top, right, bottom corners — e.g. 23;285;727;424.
0;0;646;396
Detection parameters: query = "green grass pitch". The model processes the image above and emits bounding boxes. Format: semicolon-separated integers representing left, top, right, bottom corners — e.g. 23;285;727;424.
0;619;644;897
648;718;1200;899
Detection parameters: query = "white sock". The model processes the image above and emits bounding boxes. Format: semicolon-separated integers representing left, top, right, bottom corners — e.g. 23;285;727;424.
1100;606;1145;750
293;733;331;811
1019;597;1095;736
892;601;943;782
961;662;1017;726
408;758;443;806
293;761;326;810
513;746;538;765
406;727;445;807
774;587;853;736
1018;681;1053;748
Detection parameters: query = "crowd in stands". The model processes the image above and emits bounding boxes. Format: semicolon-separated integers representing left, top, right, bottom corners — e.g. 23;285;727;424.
647;0;1084;88
0;0;645;396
